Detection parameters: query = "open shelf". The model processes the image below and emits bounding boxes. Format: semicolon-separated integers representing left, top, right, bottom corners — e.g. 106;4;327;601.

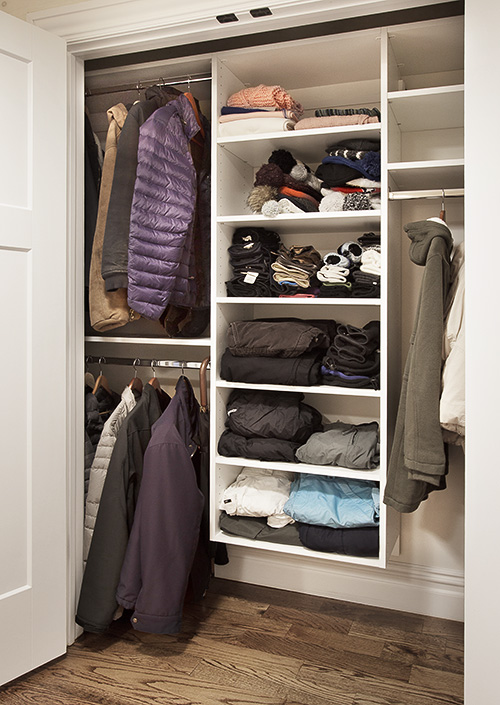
216;211;382;233
388;159;464;190
216;380;381;397
216;455;382;482
387;85;464;132
217;123;381;166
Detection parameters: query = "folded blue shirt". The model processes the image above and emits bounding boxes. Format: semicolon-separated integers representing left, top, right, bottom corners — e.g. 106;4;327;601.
284;474;380;528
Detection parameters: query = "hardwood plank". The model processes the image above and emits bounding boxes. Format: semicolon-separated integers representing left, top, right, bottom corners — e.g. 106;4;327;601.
299;664;463;705
189;605;293;642
201;591;270;616
319;601;425;634
263;604;353;634
422;616;464;639
349;620;427;643
288;623;385;658
409;665;464;699
234;630;412;682
381;640;463;674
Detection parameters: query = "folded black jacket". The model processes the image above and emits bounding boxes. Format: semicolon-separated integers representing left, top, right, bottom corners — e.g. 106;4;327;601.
227;319;329;358
225;389;323;443
217;429;300;463
220;512;302;546
298;523;379;557
221;348;322;386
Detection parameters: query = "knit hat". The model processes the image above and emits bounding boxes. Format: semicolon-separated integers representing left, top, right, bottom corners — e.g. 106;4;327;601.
268;149;297;174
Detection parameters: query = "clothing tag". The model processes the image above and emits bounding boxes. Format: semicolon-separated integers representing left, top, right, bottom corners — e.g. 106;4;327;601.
243;271;259;284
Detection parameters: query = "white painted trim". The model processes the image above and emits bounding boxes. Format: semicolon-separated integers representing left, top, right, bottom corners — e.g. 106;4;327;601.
65;53;86;646
215;547;464;622
28;0;449;60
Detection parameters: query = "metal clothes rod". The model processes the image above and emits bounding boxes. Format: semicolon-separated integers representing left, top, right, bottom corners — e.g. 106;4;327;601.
85;74;211;97
86;356;210;370
389;188;464;201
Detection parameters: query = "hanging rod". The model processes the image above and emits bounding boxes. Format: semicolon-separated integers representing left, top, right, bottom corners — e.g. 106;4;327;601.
389;188;464;201
85;73;211;98
86;355;210;371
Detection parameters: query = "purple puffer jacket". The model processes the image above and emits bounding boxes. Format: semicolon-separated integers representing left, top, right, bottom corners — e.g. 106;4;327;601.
127;95;200;320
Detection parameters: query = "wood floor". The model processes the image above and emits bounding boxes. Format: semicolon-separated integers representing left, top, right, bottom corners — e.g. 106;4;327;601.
0;578;463;705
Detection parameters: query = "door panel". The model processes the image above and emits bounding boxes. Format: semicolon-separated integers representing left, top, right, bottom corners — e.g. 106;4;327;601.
0;10;67;686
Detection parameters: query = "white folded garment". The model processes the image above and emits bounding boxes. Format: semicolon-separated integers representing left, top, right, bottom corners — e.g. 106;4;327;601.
360;248;381;276
219;468;295;528
317;264;350;283
218;117;296;136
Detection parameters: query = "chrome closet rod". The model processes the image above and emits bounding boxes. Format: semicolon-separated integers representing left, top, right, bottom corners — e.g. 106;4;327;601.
389;188;464;201
86;355;210;370
85;74;211;97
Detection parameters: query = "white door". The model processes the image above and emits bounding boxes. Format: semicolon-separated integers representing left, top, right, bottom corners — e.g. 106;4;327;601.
0;10;68;685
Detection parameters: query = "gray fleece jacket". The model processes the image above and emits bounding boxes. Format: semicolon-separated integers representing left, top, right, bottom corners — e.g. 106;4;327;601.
383;218;453;513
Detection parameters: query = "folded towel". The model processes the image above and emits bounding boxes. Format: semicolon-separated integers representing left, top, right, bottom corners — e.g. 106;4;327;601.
219;117;296;136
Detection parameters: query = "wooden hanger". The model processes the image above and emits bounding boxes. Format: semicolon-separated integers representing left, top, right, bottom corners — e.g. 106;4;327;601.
199;357;210;413
92;357;112;396
128;358;143;394
148;360;161;390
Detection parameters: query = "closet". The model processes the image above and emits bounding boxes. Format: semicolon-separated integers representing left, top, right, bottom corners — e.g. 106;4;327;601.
83;11;464;605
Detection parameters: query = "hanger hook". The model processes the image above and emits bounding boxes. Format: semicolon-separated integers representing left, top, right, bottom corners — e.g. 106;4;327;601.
98;356;106;376
181;360;186;376
151;360;157;378
187;75;191;92
441;188;445;210
133;358;141;377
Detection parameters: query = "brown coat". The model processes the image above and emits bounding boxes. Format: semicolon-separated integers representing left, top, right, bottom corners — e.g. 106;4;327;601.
89;103;139;331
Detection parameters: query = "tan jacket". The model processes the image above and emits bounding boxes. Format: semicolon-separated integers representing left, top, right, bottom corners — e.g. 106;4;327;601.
89;103;139;331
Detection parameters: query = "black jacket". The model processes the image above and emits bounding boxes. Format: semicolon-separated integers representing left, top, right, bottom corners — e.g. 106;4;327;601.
76;384;164;632
225;389;323;443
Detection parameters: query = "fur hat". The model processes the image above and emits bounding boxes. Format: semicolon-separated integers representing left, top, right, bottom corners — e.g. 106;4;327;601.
247;184;279;212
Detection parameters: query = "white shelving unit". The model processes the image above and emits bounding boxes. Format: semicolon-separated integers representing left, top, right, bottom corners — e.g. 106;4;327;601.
210;29;391;569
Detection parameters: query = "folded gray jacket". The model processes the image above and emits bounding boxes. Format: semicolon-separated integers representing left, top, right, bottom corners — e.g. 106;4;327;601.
296;421;380;469
227;319;329;357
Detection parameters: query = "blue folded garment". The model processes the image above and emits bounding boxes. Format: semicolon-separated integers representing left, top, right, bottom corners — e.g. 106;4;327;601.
284;474;380;528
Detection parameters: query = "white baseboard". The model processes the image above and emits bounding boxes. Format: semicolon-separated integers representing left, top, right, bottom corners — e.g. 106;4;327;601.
215;546;464;622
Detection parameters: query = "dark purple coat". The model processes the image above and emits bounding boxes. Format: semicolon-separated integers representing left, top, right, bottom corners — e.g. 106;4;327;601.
127;95;200;320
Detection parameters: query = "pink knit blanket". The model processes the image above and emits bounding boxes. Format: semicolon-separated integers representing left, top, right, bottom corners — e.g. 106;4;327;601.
227;84;303;114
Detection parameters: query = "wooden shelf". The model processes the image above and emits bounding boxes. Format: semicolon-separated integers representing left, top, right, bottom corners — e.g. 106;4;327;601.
216;455;382;482
85;336;211;346
216;297;381;306
216;211;381;234
388;159;464;190
216;380;381;397
388;84;464;132
217;123;381;167
213;530;383;566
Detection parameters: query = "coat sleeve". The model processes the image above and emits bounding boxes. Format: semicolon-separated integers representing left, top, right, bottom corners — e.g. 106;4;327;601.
116;437;204;634
101;111;141;291
76;427;133;632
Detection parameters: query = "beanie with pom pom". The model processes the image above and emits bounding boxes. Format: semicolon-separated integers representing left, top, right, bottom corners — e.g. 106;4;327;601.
254;162;285;187
261;200;281;217
268;149;297;174
319;191;345;212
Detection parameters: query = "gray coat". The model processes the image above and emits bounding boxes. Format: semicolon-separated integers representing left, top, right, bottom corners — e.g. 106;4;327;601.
384;219;453;513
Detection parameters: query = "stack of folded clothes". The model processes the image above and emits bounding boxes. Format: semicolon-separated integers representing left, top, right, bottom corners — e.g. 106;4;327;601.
316;139;381;212
270;244;322;295
317;236;381;298
321;320;380;389
284;475;380;556
220;318;336;386
217;389;323;463
218;84;303;136
225;227;282;297
295;421;380;469
219;471;380;557
247;149;323;215
219;468;295;527
294;106;380;131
